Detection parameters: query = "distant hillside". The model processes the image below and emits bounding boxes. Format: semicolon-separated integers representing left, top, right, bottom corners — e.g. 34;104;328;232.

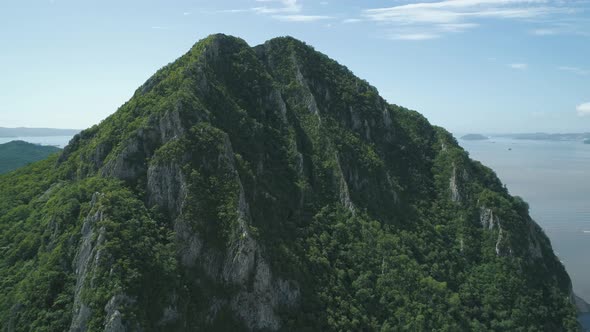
498;133;590;142
0;140;61;174
0;127;80;137
461;134;488;141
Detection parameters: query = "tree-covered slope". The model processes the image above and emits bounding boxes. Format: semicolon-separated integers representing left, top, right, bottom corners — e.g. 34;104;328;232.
0;34;579;331
0;140;61;174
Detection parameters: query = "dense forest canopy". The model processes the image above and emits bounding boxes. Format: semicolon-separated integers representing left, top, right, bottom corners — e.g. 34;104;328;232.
0;140;61;174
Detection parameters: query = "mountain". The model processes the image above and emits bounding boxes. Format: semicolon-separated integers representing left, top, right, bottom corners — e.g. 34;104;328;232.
0;34;579;331
460;134;488;141
0;140;61;174
0;127;80;137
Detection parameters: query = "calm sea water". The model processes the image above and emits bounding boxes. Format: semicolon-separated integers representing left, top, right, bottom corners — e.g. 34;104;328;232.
459;137;590;304
0;136;74;148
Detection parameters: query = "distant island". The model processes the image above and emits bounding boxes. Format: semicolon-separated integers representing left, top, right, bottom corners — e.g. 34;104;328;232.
461;133;489;140
496;132;590;142
0;140;61;174
0;127;80;137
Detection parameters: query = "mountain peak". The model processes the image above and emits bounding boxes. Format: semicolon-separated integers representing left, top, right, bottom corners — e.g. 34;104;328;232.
0;34;579;331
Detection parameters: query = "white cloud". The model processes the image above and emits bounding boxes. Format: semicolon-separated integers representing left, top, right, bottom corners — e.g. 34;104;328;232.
342;18;363;24
253;0;301;14
531;28;558;35
390;33;440;40
558;66;589;76
438;23;479;32
272;14;332;22
183;12;191;16
218;9;251;13
221;0;332;23
509;63;528;70
530;22;590;37
576;102;590;117
361;0;581;40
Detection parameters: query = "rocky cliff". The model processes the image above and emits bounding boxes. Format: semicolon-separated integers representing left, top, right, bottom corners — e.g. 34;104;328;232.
0;34;580;331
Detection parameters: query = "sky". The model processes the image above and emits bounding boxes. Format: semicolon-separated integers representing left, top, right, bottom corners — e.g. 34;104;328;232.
0;0;589;134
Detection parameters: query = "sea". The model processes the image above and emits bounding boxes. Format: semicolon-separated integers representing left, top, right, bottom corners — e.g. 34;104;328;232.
459;136;590;326
0;136;74;148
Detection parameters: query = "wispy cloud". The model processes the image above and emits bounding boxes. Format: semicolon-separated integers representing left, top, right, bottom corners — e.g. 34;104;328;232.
531;28;559;35
530;21;590;37
576;102;590;117
509;63;528;70
390;33;440;40
342;18;363;24
253;0;301;14
220;0;332;23
217;9;251;13
383;22;479;40
361;0;582;40
558;66;589;76
272;14;332;22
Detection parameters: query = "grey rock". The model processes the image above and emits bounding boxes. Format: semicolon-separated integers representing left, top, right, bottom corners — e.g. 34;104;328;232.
70;193;106;332
479;206;510;256
103;294;136;332
449;164;462;202
147;159;187;217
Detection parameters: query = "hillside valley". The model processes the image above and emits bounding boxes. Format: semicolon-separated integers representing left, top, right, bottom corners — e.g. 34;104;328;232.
0;140;61;174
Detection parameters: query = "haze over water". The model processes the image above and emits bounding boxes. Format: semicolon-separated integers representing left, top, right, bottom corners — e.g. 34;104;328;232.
459;137;590;303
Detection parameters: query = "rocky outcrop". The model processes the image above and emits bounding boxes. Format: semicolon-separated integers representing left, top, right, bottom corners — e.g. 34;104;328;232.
450;164;461;202
70;193;105;332
147;159;187;218
146;130;300;330
103;295;136;332
527;221;544;260
479;206;508;256
69;193;138;332
102;127;160;181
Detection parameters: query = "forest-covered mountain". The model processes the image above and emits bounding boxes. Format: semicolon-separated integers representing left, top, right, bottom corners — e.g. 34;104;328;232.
0;140;61;174
0;34;579;331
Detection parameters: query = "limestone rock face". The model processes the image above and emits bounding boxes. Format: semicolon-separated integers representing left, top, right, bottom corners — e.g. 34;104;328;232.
70;193;106;332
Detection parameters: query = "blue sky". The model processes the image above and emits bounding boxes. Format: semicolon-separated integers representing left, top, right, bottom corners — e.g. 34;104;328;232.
1;0;589;133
